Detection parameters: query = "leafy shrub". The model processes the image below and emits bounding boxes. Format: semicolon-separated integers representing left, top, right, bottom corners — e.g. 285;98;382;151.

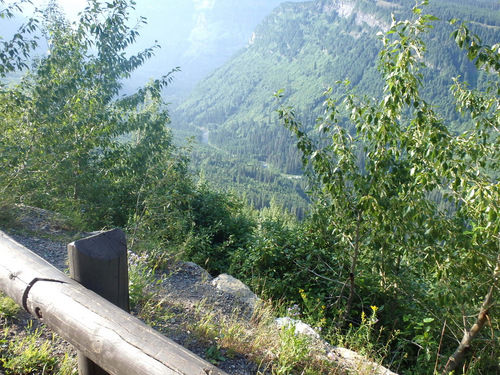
182;186;254;275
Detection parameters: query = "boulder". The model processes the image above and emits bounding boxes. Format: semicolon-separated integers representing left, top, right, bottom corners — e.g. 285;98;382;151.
211;273;260;306
328;347;398;375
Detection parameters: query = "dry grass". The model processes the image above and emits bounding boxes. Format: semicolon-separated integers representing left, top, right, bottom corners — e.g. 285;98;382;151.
182;300;343;374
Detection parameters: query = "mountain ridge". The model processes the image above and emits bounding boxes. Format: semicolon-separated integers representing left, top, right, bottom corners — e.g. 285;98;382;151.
174;0;499;150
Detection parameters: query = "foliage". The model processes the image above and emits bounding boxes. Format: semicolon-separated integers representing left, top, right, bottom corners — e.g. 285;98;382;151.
0;0;180;229
180;183;252;274
116;126;257;274
131;175;254;275
0;0;39;77
273;2;499;373
230;202;313;300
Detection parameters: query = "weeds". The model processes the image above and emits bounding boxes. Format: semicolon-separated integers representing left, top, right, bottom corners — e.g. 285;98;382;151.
0;292;20;322
271;325;311;374
341;306;382;356
205;344;228;365
183;299;341;374
190;300;220;341
323;306;403;374
128;251;163;310
0;324;76;374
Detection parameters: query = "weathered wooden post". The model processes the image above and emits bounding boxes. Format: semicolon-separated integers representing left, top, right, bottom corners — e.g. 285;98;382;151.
68;229;129;375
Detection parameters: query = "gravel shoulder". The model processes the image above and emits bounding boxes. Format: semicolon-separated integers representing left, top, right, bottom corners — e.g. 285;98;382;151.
0;206;264;374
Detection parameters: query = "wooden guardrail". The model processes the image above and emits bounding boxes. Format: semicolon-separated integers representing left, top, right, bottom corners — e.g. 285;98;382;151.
0;229;228;375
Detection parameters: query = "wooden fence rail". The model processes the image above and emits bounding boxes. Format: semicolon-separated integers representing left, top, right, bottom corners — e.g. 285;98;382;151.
0;230;228;375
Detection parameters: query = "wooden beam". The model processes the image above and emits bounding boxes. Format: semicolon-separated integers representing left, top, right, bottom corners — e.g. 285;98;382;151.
0;231;228;375
68;229;130;375
68;229;130;311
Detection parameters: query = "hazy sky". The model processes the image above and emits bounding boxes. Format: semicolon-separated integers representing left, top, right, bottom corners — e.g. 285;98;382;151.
30;0;87;20
57;0;87;19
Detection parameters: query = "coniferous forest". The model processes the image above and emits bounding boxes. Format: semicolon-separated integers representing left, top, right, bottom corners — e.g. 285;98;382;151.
173;0;500;216
0;0;499;373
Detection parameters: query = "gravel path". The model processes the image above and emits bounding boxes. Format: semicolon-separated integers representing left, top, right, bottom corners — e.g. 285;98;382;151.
7;233;69;272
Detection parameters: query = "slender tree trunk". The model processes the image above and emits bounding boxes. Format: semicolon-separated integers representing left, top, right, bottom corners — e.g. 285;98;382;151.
342;211;362;324
442;253;500;374
73;158;81;201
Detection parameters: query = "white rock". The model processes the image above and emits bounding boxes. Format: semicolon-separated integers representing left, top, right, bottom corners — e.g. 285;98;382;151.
211;274;260;305
275;317;321;339
328;347;398;375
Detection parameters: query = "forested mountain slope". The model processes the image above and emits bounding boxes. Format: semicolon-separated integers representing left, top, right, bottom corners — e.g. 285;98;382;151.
173;0;499;179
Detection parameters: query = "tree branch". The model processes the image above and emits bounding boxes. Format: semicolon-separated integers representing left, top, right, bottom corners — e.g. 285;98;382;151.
442;253;500;374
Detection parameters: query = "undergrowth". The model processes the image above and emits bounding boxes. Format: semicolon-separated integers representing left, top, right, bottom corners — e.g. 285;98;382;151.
0;205;392;375
0;293;20;321
0;320;76;375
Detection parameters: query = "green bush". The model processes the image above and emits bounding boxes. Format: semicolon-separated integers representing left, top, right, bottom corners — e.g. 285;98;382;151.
182;184;254;275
